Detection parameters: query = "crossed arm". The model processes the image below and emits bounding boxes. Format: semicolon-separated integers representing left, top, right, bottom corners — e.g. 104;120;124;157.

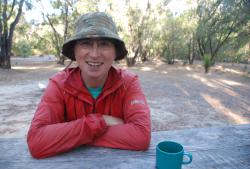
103;115;124;125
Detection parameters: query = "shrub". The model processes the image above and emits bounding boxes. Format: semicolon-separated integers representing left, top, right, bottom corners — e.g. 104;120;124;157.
203;54;211;73
13;40;32;57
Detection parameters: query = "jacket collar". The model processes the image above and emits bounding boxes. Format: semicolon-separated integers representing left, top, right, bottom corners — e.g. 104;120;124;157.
63;66;124;101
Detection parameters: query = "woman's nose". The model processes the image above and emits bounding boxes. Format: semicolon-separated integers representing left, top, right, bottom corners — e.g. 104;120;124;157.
89;42;100;58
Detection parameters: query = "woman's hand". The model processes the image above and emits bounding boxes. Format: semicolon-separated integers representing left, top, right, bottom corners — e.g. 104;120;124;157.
102;115;124;126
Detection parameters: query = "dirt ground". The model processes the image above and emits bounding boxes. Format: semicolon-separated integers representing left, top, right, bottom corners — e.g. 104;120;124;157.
0;56;250;138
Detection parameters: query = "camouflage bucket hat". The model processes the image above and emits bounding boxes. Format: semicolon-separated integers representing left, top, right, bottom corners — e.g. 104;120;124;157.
62;12;128;61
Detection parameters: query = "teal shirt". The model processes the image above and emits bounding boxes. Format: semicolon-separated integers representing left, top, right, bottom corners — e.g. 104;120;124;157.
87;86;102;99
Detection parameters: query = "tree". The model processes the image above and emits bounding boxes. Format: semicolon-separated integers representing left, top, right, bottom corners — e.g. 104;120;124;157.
38;0;76;65
0;0;26;69
125;0;152;66
181;8;199;65
196;0;250;64
162;13;185;64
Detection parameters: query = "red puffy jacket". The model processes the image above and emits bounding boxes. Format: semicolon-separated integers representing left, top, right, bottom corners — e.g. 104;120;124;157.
27;66;151;158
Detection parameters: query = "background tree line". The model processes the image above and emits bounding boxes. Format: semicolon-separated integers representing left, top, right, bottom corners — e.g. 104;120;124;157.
0;0;249;69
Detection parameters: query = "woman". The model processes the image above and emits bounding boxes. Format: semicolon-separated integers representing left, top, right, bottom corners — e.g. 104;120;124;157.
27;12;151;159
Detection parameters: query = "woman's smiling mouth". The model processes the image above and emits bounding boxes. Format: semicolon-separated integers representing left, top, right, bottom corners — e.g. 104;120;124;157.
86;61;104;67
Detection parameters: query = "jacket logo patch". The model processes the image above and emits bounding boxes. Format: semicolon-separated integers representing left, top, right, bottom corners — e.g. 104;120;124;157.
130;99;145;105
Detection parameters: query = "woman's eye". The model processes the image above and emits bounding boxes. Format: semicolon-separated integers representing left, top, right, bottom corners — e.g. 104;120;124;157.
77;39;113;48
99;40;112;47
79;41;92;46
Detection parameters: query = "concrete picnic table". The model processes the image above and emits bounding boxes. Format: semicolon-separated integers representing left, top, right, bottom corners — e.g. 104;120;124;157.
0;124;249;169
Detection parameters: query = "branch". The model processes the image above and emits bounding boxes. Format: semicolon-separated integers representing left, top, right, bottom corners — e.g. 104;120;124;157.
214;21;235;55
200;0;222;24
2;0;8;37
197;37;204;56
38;0;61;47
7;0;16;20
44;13;62;56
2;0;7;24
0;1;3;35
0;0;2;18
207;0;222;19
214;6;243;56
9;0;25;50
63;0;69;41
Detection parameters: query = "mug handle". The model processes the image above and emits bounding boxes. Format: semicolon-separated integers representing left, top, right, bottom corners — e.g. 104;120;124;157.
182;152;192;164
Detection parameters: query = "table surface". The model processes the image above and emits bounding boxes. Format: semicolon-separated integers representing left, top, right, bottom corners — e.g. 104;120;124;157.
0;124;250;169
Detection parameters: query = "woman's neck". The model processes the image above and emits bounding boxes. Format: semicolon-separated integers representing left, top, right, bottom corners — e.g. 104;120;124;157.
81;73;108;88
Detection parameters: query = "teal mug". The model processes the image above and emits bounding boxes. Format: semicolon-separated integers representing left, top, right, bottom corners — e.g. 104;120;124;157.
156;141;192;169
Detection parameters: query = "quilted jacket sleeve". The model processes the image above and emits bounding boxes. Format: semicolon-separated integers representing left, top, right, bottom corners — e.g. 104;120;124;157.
90;76;151;150
27;76;107;159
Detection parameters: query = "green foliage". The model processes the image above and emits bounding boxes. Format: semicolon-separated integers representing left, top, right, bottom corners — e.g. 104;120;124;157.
13;40;32;57
32;31;57;55
196;0;250;63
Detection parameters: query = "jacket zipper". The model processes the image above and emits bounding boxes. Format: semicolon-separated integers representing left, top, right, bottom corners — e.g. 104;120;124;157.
92;99;96;113
90;79;123;114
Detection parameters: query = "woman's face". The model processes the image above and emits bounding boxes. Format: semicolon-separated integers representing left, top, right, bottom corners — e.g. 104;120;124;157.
74;38;116;86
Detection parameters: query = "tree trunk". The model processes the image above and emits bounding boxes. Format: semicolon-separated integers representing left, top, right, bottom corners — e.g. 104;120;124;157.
126;46;140;67
57;54;65;65
126;57;136;67
197;38;205;58
190;34;196;64
0;41;11;68
168;45;175;64
187;40;191;64
141;51;148;62
0;0;25;69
